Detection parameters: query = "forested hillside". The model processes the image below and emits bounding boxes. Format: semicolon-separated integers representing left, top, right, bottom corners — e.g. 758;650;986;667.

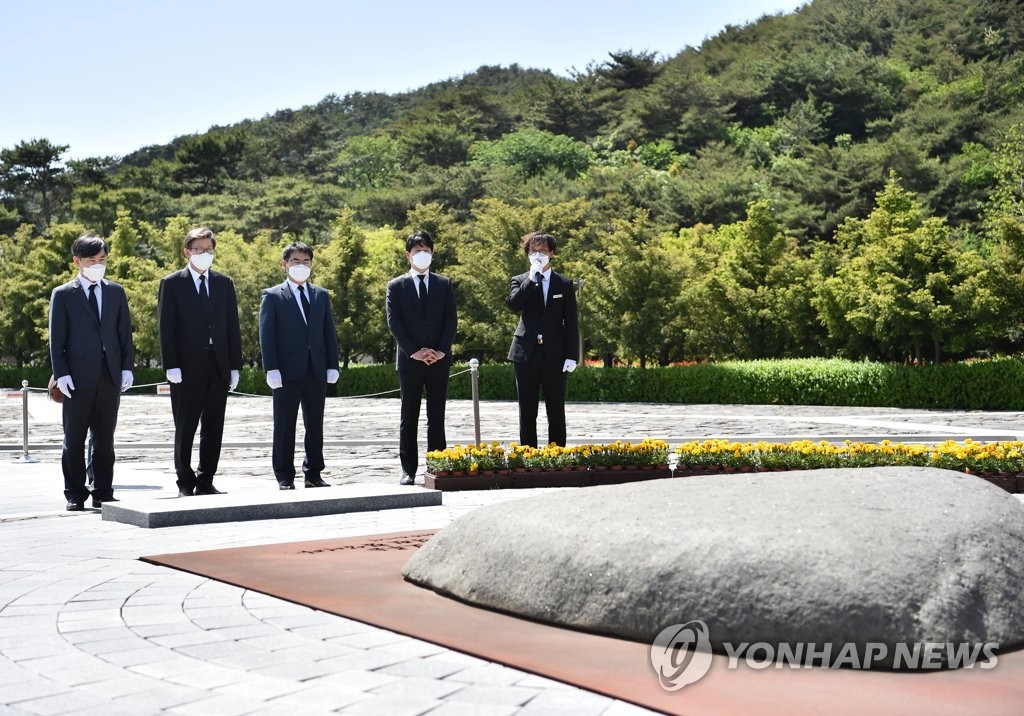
2;0;1023;369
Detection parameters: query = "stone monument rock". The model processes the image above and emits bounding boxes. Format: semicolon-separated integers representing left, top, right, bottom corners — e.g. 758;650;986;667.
403;467;1024;667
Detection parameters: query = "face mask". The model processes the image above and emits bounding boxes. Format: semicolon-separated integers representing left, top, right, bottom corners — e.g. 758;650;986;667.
529;252;548;268
80;263;106;282
189;251;215;271
287;264;311;282
411;252;432;271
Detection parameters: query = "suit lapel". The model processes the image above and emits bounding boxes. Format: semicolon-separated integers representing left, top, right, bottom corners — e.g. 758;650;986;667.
281;282;305;323
179;268;201;312
97;280;109;328
73;279;102;326
543;273;561;316
305;284;319;325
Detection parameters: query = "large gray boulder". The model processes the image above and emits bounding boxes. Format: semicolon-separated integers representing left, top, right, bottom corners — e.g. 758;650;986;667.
403;468;1024;667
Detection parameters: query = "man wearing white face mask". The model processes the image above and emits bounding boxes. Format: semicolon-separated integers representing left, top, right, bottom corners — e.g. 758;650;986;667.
386;230;458;485
158;227;242;497
507;231;579;447
49;233;135;510
259;242;340;490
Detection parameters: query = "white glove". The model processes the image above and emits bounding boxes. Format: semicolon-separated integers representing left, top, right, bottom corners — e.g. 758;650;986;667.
529;256;545;281
57;375;75;398
166;368;182;384
120;370;134;392
326;369;339;384
229;370;239;391
562;359;577;373
266;369;283;390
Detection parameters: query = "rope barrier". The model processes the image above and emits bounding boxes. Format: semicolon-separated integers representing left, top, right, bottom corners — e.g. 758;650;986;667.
14;372;471;401
10;365;480;461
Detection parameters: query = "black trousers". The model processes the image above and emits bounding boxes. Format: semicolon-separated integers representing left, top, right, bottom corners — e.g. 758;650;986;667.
62;368;120;502
272;358;326;485
514;348;567;447
170;350;228;492
398;356;450;477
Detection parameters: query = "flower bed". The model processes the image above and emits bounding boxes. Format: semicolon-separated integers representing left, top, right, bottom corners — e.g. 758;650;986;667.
424;439;1024;493
426;439;669;474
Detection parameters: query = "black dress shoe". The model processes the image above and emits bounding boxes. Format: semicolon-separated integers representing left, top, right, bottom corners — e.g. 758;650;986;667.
92;497;119;508
399;473;415;485
66;501;85;511
194;486;225;495
178;489;193;497
279;483;295;490
304;477;330;488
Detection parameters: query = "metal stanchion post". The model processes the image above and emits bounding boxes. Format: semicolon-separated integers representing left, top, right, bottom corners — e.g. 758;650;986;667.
573;278;584;364
16;379;39;464
469;358;481;445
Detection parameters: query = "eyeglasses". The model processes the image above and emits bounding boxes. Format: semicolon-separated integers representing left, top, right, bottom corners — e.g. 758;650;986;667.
286;259;312;267
188;247;215;255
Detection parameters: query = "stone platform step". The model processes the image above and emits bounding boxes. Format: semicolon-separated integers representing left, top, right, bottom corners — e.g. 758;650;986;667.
101;481;441;528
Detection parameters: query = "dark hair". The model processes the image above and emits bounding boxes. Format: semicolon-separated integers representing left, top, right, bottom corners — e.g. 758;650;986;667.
72;233;108;259
522;231;556;255
405;230;434;252
184;227;216;250
282;241;314;261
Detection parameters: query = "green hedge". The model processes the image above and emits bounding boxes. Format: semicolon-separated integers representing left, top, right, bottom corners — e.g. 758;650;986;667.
2;357;1021;409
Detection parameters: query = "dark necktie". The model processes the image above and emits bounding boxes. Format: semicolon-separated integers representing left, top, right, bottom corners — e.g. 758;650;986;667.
198;274;211;310
417;274;427;303
198;274;212;343
298;284;310;323
538;274;546;305
88;283;99;321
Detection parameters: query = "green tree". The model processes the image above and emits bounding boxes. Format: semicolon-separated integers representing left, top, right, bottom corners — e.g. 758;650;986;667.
668;202;814;359
315;212;379;368
984;123;1024;345
470;129;593;179
585;212;680;367
211;230;284;364
815;174;988;362
0;226;66;364
104;212;165;364
331;135;405;189
0;139;69;227
172;130;247;193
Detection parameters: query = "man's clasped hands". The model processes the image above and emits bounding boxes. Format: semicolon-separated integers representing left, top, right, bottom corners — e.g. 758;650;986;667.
411;347;445;365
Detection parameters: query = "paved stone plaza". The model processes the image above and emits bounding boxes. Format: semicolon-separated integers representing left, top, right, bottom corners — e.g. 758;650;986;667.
2;390;1023;714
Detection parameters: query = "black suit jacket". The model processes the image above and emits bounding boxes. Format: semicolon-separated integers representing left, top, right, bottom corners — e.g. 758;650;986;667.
158;268;242;381
49;278;134;386
386;272;458;364
259;280;340;382
507;270;579;368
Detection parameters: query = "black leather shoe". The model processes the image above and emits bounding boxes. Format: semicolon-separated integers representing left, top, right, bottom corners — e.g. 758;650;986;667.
178;489;193;497
399;473;415;485
279;483;295;490
66;501;85;511
194;486;225;495
92;497;119;508
304;477;330;488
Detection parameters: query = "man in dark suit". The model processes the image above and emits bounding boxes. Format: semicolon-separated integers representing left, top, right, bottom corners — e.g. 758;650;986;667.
386;230;458;485
507;231;579;447
157;227;242;497
49;233;135;510
259;242;340;490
